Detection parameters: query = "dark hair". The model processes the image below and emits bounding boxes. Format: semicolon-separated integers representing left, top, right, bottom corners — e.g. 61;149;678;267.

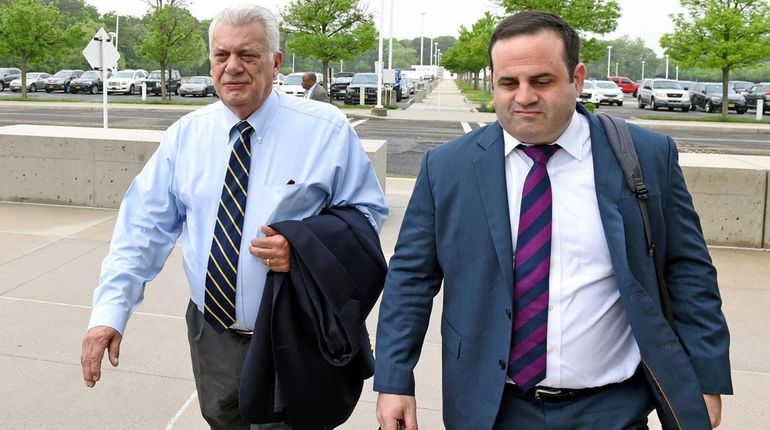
488;11;580;79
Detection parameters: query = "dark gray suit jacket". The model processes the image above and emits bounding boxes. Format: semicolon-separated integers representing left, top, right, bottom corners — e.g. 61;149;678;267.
307;83;330;103
374;104;731;429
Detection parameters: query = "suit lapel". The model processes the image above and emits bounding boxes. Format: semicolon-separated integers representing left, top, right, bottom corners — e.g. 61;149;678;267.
586;109;631;279
472;122;514;296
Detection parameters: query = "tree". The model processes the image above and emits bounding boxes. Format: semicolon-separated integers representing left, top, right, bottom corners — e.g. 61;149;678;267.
584;36;661;81
280;0;377;86
661;0;770;115
499;0;621;63
0;0;81;97
137;3;206;100
442;12;498;90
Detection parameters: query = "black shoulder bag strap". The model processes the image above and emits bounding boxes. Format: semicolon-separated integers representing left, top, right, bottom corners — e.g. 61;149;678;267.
597;113;676;332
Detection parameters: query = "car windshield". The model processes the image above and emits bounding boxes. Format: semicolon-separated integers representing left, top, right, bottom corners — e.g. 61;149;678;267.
352;74;378;84
333;77;352;84
583;81;596;89
53;70;73;78
80;71;99;80
596;81;617;89
188;77;207;84
654;80;683;90
27;73;44;79
113;71;135;78
148;71;172;79
284;75;302;85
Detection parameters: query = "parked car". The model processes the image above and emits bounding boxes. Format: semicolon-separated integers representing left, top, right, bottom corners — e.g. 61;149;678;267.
593;80;624;106
690;82;747;114
744;82;770;112
677;80;695;91
144;69;181;96
106;69;147;95
69;70;109;94
0;67;22;91
344;73;379;104
577;80;602;106
402;77;417;96
9;72;51;92
45;69;84;93
279;72;323;97
330;75;354;100
272;73;285;89
729;80;754;96
637;78;690;111
608;76;640;96
179;76;216;97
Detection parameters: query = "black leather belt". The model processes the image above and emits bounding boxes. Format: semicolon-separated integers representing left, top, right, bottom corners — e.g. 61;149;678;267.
508;383;610;403
229;328;254;337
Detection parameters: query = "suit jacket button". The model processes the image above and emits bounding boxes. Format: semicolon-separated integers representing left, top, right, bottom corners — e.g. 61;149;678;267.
506;308;512;319
498;360;506;370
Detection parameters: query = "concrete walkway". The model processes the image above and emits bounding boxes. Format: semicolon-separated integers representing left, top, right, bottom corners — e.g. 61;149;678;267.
0;177;768;429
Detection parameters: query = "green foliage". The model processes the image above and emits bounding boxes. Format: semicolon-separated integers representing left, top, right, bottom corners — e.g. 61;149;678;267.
137;4;206;99
442;12;498;89
584;36;660;81
0;0;83;97
661;0;770;114
281;0;377;85
500;0;621;62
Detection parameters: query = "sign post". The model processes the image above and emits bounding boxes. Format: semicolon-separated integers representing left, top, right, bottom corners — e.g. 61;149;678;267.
83;28;120;129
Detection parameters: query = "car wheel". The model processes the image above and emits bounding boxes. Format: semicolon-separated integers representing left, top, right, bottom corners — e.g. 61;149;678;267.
617;101;623;107
637;97;645;109
64;83;70;93
650;98;658;110
90;85;99;95
682;106;689;112
45;88;52;93
128;84;135;95
668;107;674;111
705;101;713;113
30;84;36;92
0;83;4;92
737;108;746;115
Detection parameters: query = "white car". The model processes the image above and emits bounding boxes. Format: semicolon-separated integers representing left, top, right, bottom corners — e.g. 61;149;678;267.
593;80;624;106
278;72;323;97
577;80;601;106
106;69;147;95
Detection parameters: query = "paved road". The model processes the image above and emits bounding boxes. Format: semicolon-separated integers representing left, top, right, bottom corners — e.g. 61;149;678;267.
2;96;770;177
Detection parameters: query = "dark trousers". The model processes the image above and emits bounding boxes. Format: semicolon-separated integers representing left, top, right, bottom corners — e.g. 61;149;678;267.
493;367;655;429
186;301;292;430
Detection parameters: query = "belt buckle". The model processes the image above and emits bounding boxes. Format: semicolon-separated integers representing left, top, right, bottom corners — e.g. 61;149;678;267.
534;387;564;400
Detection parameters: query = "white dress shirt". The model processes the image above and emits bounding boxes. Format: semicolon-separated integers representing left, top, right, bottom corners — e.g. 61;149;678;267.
503;111;641;389
89;91;387;334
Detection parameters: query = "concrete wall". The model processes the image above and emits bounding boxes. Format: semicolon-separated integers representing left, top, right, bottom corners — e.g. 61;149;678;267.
0;124;387;207
1;124;769;248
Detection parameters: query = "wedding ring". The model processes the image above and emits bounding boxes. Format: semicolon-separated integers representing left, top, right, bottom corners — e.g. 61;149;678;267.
266;258;271;266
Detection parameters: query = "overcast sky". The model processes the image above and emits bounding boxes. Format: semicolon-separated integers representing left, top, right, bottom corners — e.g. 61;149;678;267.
85;0;683;56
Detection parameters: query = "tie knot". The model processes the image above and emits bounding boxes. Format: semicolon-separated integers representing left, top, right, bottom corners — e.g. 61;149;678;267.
520;144;559;165
235;120;252;136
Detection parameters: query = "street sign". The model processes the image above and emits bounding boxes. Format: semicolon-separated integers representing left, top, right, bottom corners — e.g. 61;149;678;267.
82;28;120;70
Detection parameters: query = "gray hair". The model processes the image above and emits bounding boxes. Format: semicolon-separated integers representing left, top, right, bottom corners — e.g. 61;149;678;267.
208;4;280;57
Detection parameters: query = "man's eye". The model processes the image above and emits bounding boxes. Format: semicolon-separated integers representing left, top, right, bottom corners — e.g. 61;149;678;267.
534;80;551;86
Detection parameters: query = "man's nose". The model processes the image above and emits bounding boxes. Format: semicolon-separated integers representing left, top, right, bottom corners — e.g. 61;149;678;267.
515;83;538;106
224;55;243;74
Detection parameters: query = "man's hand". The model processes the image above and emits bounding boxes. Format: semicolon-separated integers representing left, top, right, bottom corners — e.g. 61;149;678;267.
249;225;291;272
704;393;722;428
81;325;122;388
376;393;418;430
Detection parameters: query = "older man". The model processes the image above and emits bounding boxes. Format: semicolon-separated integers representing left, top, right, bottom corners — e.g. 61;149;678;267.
301;72;330;103
80;4;386;429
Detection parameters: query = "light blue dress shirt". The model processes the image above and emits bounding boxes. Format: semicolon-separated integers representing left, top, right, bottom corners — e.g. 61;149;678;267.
89;91;388;333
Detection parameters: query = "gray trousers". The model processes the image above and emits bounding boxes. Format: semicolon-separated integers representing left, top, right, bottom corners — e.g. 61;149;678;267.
186;301;292;430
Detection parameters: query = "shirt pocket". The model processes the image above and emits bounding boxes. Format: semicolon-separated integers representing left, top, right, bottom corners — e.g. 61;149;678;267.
250;183;328;224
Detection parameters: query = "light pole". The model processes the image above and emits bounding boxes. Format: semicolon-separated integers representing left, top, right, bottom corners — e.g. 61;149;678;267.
675;65;679;81
641;60;645;80
665;55;669;79
607;45;612;78
420;12;426;66
429;37;434;66
434;41;438;66
387;0;394;69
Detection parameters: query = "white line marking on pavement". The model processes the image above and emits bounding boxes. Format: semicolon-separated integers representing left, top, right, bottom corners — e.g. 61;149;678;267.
350;119;368;128
0;296;184;319
461;122;472;134
165;390;198;430
676;137;769;144
478;122;487;127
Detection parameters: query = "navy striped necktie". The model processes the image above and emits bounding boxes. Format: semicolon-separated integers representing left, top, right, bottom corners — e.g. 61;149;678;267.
204;120;253;333
508;144;560;390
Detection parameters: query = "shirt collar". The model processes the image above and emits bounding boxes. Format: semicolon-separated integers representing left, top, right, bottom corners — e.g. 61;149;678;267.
221;90;279;143
502;110;590;161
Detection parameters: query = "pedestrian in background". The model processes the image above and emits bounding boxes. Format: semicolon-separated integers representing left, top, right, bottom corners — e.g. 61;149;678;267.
302;72;331;103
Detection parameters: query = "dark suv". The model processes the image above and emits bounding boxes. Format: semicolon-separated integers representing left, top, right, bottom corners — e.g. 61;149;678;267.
745;83;770;113
690;82;747;114
144;69;181;96
0;67;22;91
45;69;84;93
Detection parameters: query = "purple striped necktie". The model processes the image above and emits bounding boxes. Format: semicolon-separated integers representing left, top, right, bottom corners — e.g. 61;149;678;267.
508;144;560;391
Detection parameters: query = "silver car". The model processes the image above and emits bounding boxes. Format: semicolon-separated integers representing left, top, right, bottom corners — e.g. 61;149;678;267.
10;72;51;92
179;76;216;97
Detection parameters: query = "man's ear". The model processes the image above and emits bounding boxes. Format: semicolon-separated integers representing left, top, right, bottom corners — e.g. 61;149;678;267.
573;63;586;94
